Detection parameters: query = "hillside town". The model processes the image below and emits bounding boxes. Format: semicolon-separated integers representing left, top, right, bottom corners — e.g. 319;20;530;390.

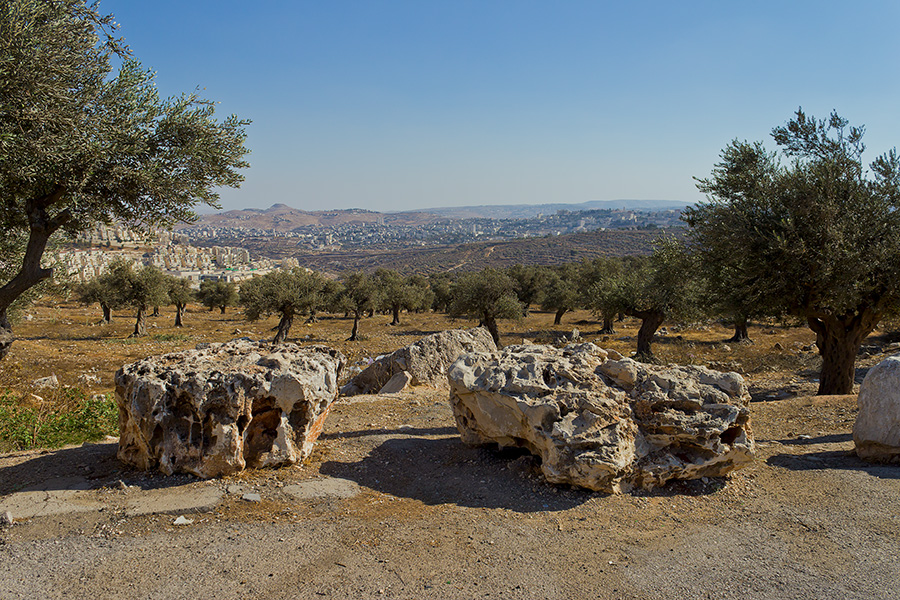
176;207;685;250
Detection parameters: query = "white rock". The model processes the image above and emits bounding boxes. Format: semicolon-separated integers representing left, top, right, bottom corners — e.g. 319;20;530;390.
342;328;496;395
173;515;194;526
854;355;900;462
448;343;754;493
115;340;344;478
378;371;412;394
32;375;59;389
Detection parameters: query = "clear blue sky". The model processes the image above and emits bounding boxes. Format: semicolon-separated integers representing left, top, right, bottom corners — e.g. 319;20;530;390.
105;0;900;213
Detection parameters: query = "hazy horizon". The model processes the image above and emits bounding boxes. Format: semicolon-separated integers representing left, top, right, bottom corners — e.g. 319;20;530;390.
106;1;900;213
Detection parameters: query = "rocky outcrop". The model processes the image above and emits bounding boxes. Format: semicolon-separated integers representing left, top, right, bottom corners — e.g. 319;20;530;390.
854;355;900;462
448;343;754;493
116;340;344;478
341;327;496;395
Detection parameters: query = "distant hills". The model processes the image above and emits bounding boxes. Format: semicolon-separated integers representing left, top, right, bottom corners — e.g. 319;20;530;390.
406;199;691;220
186;199;689;230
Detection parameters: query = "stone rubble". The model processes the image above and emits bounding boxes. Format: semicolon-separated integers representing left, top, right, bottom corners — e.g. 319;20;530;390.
341;327;496;395
115;339;344;478
448;343;754;493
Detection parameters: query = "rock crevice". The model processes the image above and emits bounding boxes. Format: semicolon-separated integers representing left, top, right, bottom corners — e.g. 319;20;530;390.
116;340;344;478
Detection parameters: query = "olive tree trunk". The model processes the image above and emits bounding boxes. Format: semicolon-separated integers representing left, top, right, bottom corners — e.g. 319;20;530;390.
273;310;293;344
808;310;879;395
553;308;566;325
132;306;148;337
391;304;401;326
348;311;361;341
0;187;69;360
483;312;501;347
630;309;665;360
174;304;185;327
100;303;112;325
728;315;749;342
599;315;615;335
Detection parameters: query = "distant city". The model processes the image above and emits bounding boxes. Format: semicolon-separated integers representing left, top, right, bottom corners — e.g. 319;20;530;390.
55;203;686;284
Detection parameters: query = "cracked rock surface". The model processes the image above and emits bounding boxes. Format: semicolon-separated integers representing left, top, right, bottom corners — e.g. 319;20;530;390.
116;340;344;478
448;343;754;493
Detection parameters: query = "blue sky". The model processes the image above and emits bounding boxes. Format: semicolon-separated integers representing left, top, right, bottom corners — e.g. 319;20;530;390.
105;1;900;213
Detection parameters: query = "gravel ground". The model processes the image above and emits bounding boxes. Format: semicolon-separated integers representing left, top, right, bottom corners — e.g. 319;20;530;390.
2;389;899;599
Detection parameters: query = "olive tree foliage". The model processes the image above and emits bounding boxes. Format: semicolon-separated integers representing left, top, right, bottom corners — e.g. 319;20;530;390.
0;0;250;358
197;279;238;314
428;272;453;313
449;268;523;347
507;264;551;314
239;268;328;344
685;109;900;395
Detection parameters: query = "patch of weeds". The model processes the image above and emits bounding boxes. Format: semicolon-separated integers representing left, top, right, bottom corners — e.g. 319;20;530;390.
151;333;191;343
0;387;118;452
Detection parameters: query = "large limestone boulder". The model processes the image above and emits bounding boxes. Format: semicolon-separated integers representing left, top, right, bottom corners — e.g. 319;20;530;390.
116;340;344;478
448;343;754;493
854;355;900;462
341;327;496;395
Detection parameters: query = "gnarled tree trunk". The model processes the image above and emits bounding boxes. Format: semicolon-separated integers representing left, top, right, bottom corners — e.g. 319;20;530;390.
391;304;401;326
630;309;665;360
808;309;880;395
132;306;148;337
348;311;361;341
600;315;615;335
483;312;501;347
728;314;749;342
553;308;566;325
0;187;69;360
100;303;112;325
174;303;185;327
273;310;293;344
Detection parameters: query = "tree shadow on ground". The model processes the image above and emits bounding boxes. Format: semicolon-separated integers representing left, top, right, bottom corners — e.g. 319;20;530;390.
0;442;199;495
386;329;442;338
766;444;900;480
319;436;597;513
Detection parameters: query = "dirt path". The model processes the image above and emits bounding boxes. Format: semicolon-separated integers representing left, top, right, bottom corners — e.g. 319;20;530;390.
1;390;899;599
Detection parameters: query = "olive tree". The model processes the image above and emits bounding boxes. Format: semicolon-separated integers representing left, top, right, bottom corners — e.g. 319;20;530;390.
449;268;523;346
197;279;238;314
167;276;194;328
103;261;169;337
613;238;700;360
0;0;249;358
540;264;580;326
686;109;900;394
239;268;328;344
340;271;380;341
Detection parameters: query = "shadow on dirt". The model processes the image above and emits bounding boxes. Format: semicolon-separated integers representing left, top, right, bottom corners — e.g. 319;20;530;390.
0;442;198;495
319;436;597;513
766;448;900;480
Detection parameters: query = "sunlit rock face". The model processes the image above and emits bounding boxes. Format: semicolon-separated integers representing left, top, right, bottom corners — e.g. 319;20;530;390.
854;355;900;463
341;327;496;396
116;340;344;478
448;343;754;493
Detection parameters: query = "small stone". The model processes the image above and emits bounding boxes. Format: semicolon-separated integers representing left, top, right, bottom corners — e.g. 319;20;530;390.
378;371;412;394
32;374;59;389
242;493;262;502
1;511;14;526
173;515;194;526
